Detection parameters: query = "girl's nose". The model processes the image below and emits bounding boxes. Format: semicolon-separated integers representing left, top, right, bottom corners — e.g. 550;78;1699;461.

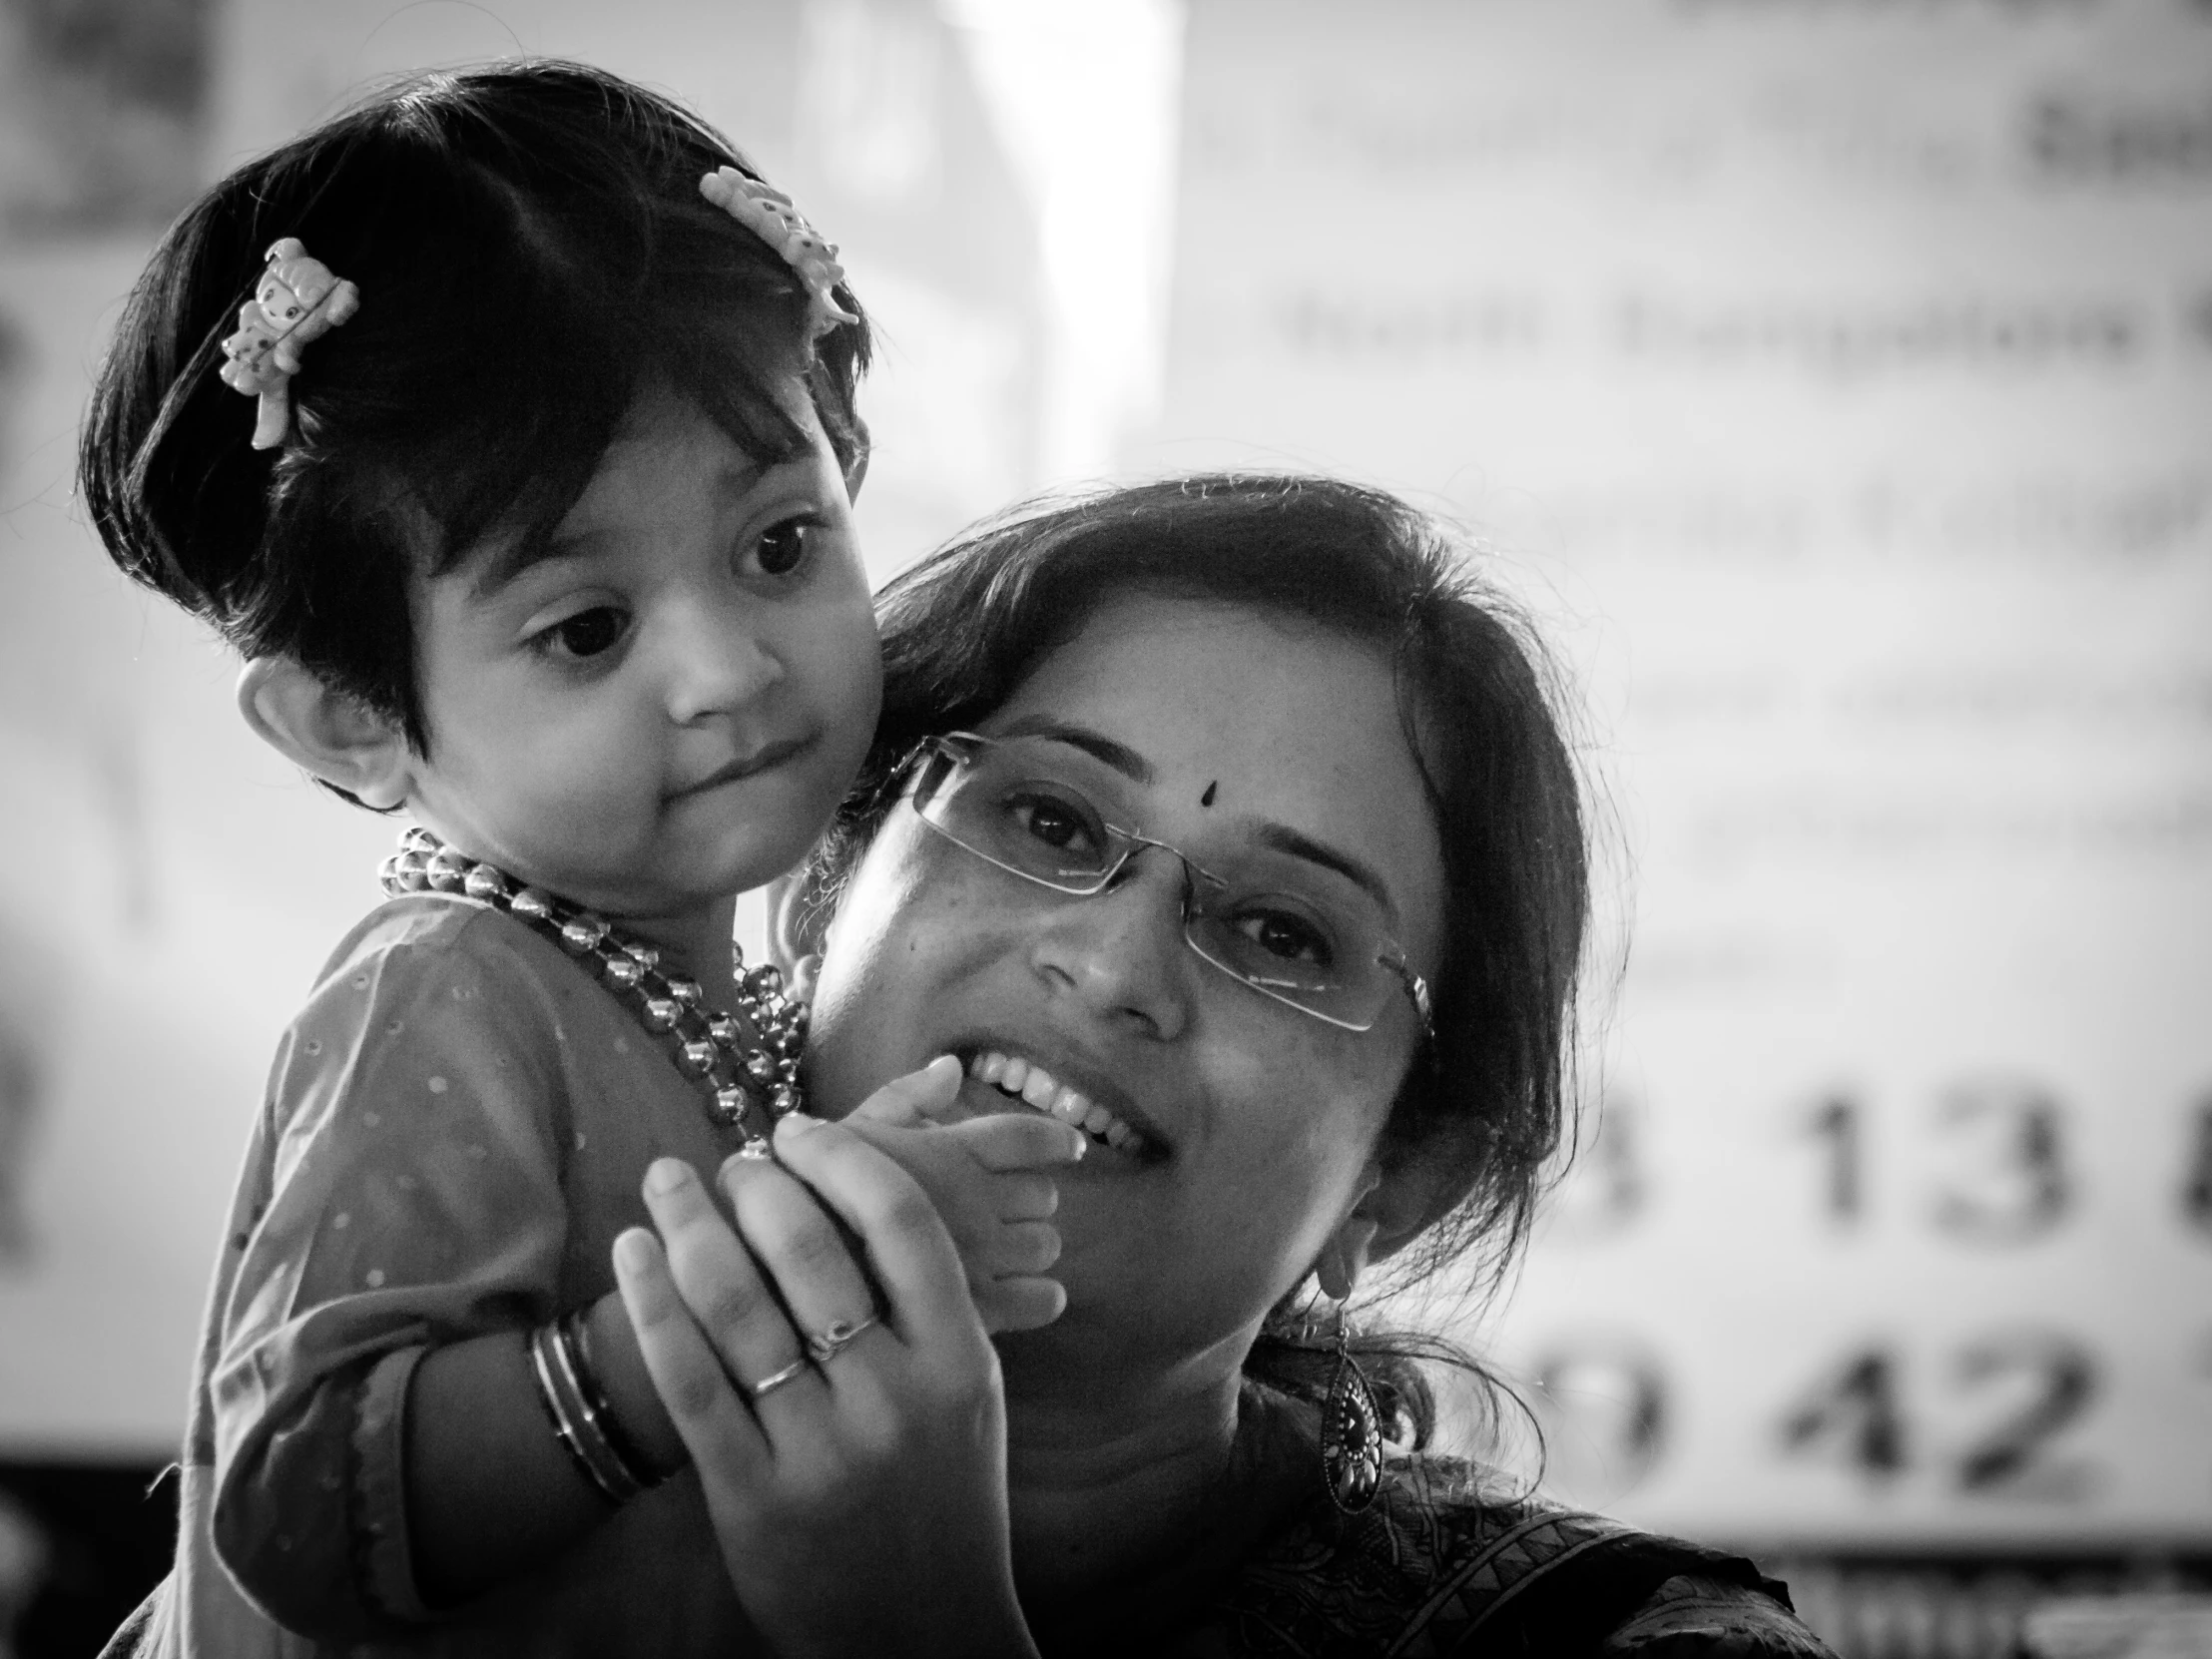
664;601;783;724
1028;846;1194;1042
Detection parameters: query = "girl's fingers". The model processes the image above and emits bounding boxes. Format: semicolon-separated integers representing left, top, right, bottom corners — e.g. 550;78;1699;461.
845;1053;965;1129
718;1149;884;1382
974;1275;1067;1336
940;1111;1087;1172
768;1114;981;1342
989;1172;1058;1224
611;1225;769;1477
983;1219;1061;1277
639;1157;811;1399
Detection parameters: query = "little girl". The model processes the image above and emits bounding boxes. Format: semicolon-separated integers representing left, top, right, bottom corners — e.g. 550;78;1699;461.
81;61;1081;1657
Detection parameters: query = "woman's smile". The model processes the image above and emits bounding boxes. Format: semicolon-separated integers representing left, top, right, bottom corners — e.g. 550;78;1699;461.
957;1045;1163;1159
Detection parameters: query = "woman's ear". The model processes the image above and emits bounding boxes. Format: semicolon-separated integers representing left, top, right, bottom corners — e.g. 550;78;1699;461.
765;873;822;1000
237;658;414;811
1316;1154;1437;1300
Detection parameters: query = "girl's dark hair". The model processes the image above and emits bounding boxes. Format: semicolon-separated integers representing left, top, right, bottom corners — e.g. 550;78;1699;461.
80;59;869;754
795;473;1590;1446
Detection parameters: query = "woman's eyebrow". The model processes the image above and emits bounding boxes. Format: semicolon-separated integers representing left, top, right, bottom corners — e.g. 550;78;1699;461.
989;716;1154;784
1253;823;1396;918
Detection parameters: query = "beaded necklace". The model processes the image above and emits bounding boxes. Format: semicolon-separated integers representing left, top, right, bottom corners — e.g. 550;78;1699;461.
377;827;805;1144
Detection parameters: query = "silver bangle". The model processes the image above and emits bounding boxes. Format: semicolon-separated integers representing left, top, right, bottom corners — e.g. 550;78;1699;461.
528;1318;650;1504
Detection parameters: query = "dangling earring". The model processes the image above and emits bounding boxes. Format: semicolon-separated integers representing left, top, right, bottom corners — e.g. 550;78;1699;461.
1319;1302;1382;1514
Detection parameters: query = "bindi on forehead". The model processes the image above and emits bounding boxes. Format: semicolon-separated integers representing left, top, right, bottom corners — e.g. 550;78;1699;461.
1201;781;1218;808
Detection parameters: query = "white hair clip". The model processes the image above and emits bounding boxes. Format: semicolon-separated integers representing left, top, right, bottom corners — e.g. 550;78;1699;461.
700;167;859;339
218;238;360;449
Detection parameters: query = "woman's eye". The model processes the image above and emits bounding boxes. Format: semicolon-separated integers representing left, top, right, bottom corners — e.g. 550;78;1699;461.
753;514;820;577
1235;907;1335;967
1010;791;1101;855
541;607;628;660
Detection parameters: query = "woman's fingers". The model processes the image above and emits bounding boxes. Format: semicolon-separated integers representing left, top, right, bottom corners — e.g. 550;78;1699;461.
610;1225;768;1477
638;1157;810;1398
718;1147;884;1379
768;1114;983;1342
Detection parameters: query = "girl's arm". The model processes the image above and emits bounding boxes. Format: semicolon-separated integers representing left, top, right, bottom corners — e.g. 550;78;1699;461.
400;1290;685;1606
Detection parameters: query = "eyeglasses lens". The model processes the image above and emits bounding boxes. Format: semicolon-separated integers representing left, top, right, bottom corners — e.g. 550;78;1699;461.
912;737;1400;1030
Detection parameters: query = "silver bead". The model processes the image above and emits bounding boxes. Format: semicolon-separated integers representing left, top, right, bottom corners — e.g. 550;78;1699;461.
679;1040;717;1076
714;1085;757;1126
403;827;440;854
708;1014;745;1048
510;887;555;923
769;1026;803;1058
561;914;610;954
426;849;470;891
776;1058;801;1085
769;1084;801;1117
743;964;784;999
745;1051;778;1085
667;978;703;1008
642;998;680;1032
463;864;508;901
625;942;661;969
602;956;646;993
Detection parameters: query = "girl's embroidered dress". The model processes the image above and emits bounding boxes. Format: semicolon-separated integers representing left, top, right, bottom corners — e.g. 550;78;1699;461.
146;891;764;1656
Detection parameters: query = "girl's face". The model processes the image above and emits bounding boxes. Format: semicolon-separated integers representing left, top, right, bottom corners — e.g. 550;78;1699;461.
803;593;1447;1373
402;387;880;930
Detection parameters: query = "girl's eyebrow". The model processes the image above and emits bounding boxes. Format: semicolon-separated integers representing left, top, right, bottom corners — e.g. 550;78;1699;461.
467;455;776;600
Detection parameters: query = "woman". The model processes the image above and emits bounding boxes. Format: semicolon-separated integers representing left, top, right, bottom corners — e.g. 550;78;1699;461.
615;475;1837;1656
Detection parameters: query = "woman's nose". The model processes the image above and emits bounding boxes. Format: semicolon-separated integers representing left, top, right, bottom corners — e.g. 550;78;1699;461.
662;599;784;724
1028;847;1194;1042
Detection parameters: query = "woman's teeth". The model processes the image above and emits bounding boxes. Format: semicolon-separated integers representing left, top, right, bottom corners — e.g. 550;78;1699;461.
968;1050;1147;1154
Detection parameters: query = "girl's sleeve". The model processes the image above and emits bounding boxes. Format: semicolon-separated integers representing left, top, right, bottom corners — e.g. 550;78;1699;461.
206;919;572;1638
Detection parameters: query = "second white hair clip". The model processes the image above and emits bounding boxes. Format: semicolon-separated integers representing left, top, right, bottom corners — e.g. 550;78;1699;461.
700;167;859;338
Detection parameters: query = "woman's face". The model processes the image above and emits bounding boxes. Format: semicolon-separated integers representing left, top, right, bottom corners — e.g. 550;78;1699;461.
802;593;1447;1370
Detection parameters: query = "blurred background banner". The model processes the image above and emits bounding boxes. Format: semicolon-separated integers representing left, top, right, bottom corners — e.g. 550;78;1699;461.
0;0;2206;1652
1129;0;2212;1555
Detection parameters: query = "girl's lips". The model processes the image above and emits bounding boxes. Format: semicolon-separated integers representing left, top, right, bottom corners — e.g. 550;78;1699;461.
672;734;815;799
961;1047;1159;1158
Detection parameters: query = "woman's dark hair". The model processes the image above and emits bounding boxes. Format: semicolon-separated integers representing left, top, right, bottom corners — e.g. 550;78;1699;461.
795;473;1590;1447
80;59;869;756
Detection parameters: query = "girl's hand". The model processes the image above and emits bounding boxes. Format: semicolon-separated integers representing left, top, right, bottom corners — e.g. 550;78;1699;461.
613;1120;1039;1659
841;1055;1085;1335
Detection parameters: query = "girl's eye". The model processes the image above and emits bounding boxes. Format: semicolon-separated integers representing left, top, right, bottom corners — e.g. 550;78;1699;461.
754;514;821;577
541;607;629;660
1234;906;1335;967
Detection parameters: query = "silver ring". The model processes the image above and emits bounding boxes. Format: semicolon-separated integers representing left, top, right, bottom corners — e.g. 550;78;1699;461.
747;1357;810;1399
805;1314;879;1366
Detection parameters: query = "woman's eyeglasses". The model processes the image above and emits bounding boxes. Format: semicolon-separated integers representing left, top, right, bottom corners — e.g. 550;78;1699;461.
897;732;1433;1036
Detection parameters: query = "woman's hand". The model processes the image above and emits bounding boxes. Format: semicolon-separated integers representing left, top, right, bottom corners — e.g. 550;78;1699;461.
614;1113;1039;1659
